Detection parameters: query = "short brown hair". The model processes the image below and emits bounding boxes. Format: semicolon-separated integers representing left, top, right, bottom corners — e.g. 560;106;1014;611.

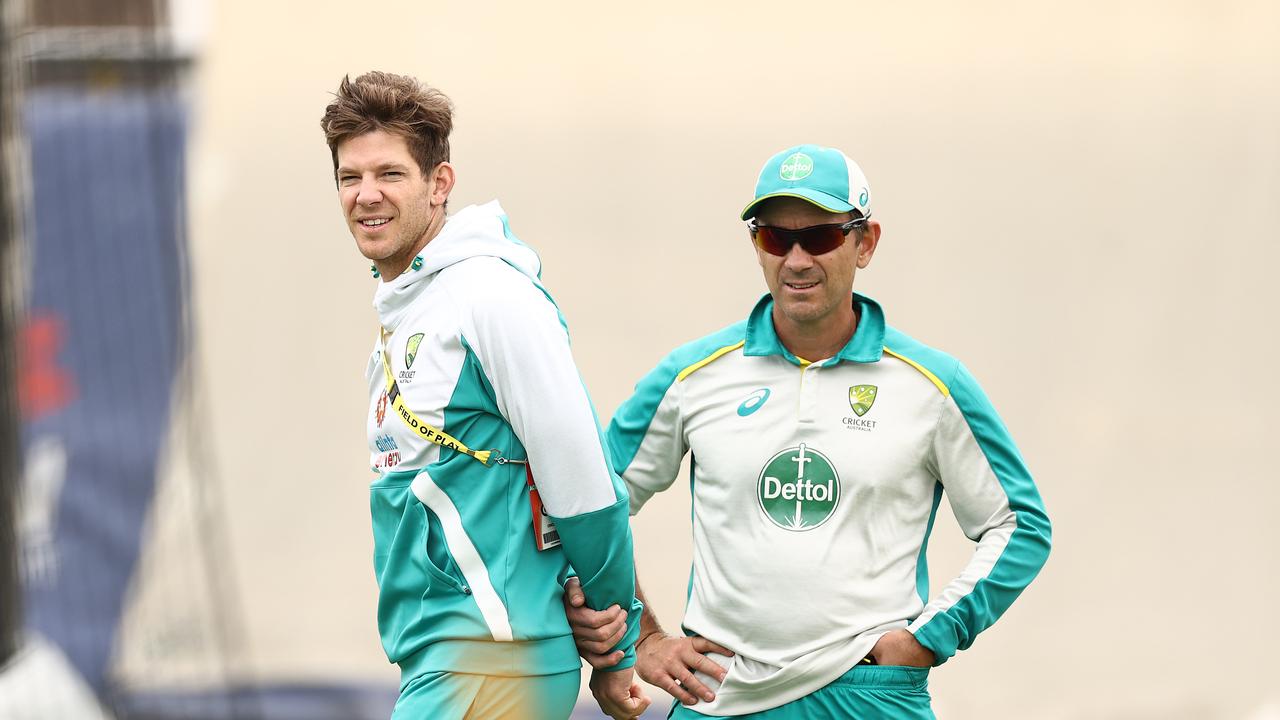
320;71;454;181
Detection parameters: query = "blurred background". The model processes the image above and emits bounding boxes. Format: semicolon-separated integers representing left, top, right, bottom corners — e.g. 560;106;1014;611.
0;0;1277;718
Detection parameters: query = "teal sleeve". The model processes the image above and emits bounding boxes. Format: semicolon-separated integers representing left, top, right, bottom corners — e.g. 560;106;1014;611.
551;494;642;671
607;322;747;509
913;364;1052;665
607;364;675;476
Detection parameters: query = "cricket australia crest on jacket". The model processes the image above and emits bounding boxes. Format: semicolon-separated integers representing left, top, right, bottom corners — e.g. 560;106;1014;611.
362;200;642;680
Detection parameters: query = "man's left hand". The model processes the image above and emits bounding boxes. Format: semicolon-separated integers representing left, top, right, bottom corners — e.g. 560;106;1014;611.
869;629;935;667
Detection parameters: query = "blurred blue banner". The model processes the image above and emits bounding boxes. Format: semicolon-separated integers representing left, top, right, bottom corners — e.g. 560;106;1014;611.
19;85;187;694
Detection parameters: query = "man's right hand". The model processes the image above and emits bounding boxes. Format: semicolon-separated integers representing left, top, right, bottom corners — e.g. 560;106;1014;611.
589;667;650;720
563;577;627;669
635;631;734;706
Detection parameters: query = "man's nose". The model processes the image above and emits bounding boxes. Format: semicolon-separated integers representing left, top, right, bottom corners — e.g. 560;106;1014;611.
356;178;383;205
783;242;815;270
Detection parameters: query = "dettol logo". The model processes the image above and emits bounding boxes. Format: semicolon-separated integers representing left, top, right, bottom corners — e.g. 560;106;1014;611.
756;443;840;531
779;153;814;181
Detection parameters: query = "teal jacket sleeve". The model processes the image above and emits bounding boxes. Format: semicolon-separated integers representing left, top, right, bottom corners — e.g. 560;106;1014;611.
551;495;643;671
462;262;642;669
908;363;1052;664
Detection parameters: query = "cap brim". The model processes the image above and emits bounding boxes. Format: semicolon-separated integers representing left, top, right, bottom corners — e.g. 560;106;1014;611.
740;189;856;221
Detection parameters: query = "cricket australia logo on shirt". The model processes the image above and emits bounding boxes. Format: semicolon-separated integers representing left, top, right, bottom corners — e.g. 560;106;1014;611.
405;333;424;368
400;332;424;383
843;384;879;431
757;443;840;532
849;385;877;416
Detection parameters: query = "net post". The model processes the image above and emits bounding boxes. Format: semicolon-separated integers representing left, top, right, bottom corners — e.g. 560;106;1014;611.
0;0;24;668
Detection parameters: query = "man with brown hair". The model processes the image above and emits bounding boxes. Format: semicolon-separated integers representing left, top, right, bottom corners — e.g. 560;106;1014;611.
320;71;649;720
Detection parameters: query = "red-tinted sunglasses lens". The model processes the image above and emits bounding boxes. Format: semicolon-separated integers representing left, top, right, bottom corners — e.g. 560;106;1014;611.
751;224;848;257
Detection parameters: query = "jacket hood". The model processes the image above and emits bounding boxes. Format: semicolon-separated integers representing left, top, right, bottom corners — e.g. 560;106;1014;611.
373;200;541;330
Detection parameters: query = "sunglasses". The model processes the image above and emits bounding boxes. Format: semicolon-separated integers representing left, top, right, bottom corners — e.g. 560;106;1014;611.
748;217;867;257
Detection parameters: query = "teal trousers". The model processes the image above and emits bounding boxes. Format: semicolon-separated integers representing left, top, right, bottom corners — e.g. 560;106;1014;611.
671;665;934;720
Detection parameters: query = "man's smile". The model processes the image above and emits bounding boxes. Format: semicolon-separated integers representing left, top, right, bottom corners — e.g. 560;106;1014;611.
783;279;820;291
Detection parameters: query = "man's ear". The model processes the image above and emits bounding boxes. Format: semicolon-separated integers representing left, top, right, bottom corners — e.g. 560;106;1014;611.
856;220;882;269
429;162;456;206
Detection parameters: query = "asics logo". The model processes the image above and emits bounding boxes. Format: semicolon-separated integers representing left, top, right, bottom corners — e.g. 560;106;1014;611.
737;388;771;417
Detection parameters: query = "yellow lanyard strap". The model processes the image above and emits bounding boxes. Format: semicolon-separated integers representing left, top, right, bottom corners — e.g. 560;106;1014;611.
381;334;494;467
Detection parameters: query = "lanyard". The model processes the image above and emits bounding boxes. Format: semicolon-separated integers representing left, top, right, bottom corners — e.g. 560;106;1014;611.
380;329;500;467
380;329;554;549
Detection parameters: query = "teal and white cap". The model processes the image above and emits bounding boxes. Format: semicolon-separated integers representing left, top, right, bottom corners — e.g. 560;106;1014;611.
740;144;872;221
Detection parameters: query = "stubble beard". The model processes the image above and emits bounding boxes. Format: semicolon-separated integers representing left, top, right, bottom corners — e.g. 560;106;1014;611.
780;298;826;327
357;203;437;274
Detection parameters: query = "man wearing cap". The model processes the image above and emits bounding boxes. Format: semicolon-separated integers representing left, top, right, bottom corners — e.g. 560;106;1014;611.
563;144;1052;718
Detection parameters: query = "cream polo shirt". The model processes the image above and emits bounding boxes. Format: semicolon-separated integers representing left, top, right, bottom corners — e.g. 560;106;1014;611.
607;293;1051;715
